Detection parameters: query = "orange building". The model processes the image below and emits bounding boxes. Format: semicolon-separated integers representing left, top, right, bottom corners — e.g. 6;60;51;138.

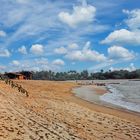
5;73;25;80
5;71;33;80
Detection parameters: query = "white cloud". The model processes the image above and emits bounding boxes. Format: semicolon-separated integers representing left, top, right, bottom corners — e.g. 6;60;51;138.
0;30;6;37
108;45;135;61
7;58;50;72
101;29;140;45
35;58;48;65
65;42;106;62
68;43;79;49
54;47;67;54
89;60;114;71
83;41;91;50
65;50;106;62
54;43;79;55
55;41;106;63
110;63;136;72
11;60;20;66
2;6;28;28
0;49;10;57
52;59;65;66
128;63;136;71
3;57;65;72
101;9;140;45
89;46;136;71
30;44;44;55
58;1;96;27
123;9;140;30
0;1;65;49
0;0;108;55
18;45;27;54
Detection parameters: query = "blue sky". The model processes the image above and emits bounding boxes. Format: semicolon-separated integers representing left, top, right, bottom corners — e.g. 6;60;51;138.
0;0;140;72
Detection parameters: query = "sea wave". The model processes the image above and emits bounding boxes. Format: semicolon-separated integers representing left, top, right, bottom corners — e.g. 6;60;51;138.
100;85;140;113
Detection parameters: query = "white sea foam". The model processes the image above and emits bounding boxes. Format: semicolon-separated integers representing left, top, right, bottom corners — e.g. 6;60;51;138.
100;82;140;113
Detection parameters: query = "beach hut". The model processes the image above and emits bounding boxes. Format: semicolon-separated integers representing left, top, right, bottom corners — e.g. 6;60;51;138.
4;72;25;80
20;71;33;80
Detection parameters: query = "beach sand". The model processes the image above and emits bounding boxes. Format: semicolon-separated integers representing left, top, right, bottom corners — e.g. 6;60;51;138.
0;80;140;140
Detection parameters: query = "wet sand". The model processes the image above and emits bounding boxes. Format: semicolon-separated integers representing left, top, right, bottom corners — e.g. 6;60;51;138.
0;80;140;140
72;85;106;104
72;84;140;114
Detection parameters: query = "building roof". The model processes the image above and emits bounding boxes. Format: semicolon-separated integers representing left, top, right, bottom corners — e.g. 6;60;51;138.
5;72;24;76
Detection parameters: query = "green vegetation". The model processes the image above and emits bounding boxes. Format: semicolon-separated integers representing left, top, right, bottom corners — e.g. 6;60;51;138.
32;69;140;81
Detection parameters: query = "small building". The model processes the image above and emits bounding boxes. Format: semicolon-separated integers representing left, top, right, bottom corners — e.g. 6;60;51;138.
4;71;32;80
20;71;33;80
4;72;25;80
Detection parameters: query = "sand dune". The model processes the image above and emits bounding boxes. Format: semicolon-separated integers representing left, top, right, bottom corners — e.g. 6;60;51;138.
0;80;140;140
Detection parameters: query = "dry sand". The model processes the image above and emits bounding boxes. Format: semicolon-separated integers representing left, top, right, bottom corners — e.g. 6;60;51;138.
0;80;140;140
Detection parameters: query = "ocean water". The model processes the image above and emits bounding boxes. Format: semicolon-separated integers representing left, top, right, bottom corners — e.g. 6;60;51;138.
100;81;140;113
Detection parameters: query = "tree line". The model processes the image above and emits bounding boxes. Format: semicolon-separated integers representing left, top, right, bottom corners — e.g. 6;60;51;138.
32;69;140;81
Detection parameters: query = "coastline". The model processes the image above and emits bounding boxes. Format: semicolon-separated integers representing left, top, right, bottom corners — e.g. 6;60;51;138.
71;84;140;124
0;80;140;139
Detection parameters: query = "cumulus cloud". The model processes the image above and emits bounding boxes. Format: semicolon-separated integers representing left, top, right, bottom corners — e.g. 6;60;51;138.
55;41;106;63
0;30;6;37
65;50;106;62
89;46;136;71
123;9;140;30
0;49;10;57
101;9;140;45
65;42;106;62
52;59;65;66
30;44;44;55
54;47;67;54
101;29;140;45
7;58;50;72
108;45;135;61
58;0;96;27
55;43;79;55
18;45;27;54
3;56;65;72
0;0;108;57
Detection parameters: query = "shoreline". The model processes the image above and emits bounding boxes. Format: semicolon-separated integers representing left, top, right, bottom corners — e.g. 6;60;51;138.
70;84;140;124
0;80;140;139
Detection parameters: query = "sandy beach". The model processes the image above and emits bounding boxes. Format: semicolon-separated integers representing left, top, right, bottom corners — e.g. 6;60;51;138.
0;80;140;140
